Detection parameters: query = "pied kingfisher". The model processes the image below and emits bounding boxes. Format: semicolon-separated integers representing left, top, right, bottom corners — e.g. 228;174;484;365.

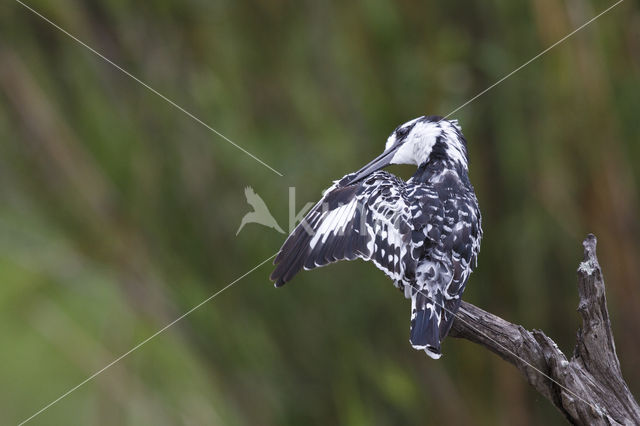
270;116;482;359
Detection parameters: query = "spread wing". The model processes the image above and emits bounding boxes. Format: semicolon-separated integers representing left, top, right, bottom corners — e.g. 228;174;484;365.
271;171;417;287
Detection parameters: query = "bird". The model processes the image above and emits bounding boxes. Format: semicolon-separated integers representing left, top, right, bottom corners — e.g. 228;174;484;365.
270;116;482;359
236;186;285;235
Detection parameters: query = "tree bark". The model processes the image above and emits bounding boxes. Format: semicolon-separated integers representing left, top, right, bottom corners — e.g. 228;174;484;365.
449;234;640;425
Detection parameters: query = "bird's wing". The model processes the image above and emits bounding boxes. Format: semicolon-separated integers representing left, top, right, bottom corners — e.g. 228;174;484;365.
407;172;482;341
271;171;418;287
407;172;481;294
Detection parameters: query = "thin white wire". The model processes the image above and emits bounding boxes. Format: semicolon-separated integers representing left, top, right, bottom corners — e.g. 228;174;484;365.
18;253;278;426
407;282;601;413
442;0;624;120
14;0;284;177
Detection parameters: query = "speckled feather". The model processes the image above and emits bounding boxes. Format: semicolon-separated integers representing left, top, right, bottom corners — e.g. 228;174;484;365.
271;116;482;359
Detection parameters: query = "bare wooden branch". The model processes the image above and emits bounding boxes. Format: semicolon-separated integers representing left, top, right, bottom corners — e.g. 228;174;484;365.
449;234;640;425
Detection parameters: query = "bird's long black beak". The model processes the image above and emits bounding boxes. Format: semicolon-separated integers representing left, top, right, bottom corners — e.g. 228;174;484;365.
339;144;399;186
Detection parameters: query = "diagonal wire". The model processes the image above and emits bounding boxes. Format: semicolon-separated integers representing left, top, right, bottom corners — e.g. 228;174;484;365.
442;0;624;120
407;282;601;413
18;253;278;426
14;0;284;177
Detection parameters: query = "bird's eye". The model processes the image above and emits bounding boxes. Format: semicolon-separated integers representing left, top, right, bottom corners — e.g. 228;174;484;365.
395;126;411;140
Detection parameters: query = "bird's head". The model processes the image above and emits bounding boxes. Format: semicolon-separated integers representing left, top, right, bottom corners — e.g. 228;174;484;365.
340;116;468;186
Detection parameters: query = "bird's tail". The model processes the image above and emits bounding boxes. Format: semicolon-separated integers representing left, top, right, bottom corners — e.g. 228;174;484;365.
410;291;443;359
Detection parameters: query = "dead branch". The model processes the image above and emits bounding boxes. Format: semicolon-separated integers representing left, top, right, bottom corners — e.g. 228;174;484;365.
449;234;640;425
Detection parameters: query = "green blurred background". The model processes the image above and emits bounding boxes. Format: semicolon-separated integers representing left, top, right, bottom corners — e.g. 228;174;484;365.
1;0;639;424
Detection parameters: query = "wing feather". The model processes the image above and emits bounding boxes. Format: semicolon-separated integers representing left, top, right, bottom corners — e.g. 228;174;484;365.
271;172;414;287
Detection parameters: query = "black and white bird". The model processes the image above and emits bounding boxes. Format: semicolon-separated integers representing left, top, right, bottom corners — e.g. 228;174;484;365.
270;116;482;359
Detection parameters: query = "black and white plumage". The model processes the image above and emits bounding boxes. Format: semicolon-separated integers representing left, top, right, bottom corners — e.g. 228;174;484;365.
271;116;482;359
